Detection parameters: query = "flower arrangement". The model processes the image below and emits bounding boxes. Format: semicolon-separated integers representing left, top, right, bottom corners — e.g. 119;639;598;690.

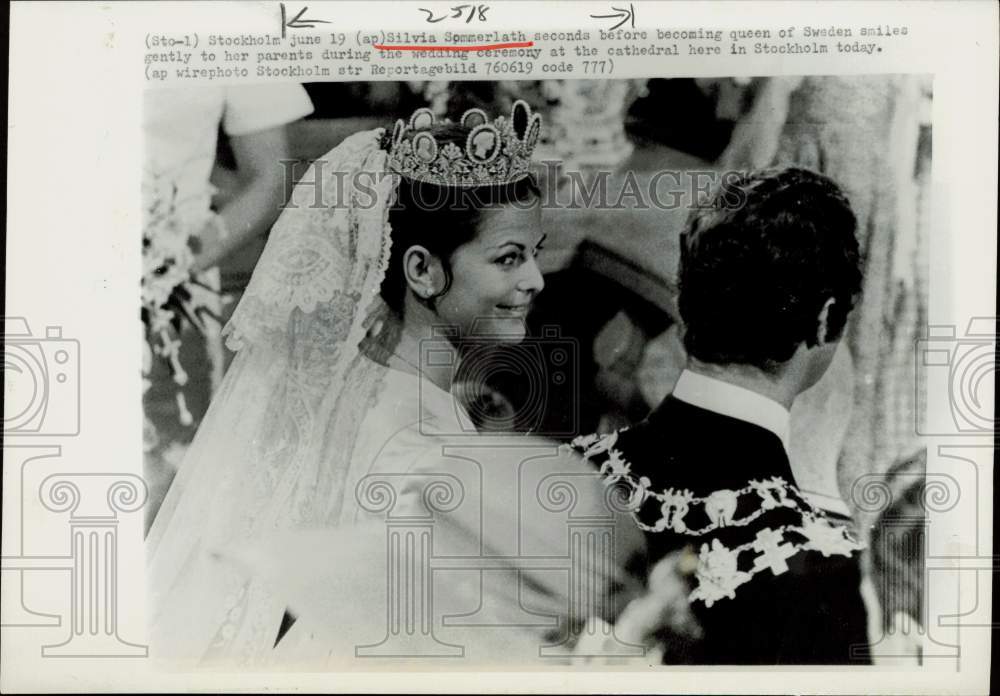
141;171;222;433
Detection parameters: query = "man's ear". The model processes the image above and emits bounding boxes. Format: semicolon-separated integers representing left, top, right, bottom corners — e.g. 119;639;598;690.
816;297;837;345
402;245;445;299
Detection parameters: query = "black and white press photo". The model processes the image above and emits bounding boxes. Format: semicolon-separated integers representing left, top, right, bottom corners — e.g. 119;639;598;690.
4;2;996;693
142;75;933;667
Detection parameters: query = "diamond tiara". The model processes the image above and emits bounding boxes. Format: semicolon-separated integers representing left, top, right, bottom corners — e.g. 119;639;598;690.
386;100;542;188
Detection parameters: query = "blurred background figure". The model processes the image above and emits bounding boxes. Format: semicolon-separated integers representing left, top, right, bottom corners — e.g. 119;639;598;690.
142;83;313;530
718;75;932;527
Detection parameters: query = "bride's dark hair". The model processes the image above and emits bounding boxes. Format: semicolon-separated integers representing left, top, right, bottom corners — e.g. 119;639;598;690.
379;122;541;317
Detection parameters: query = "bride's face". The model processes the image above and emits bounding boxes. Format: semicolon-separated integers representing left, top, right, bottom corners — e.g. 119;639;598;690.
435;200;545;343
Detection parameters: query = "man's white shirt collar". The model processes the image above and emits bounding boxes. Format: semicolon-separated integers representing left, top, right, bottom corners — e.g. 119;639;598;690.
672;369;791;453
671;369;851;516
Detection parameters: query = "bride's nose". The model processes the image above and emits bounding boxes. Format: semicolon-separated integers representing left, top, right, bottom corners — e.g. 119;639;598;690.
516;255;545;296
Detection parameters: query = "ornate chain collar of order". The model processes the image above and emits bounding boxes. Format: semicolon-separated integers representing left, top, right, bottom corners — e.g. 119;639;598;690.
570;431;866;608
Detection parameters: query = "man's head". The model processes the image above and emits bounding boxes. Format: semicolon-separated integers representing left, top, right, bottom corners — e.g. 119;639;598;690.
678;167;862;393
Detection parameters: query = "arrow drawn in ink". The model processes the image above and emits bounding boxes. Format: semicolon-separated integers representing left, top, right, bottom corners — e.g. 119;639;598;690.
590;3;635;30
281;3;332;37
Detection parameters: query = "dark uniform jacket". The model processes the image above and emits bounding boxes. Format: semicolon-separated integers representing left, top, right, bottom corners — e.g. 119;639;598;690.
571;392;870;665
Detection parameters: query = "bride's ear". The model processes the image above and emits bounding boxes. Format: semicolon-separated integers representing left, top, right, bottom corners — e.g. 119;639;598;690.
815;297;836;345
402;245;445;300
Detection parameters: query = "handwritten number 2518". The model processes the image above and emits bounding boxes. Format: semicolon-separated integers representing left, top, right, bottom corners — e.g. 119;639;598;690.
420;4;490;23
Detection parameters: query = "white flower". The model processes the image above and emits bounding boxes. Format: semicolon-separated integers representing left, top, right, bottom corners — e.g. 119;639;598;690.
689;538;753;607
599;449;631;483
798;518;865;558
582;431;618;457
161;442;189;471
142;416;159;453
570;432;600;450
141;333;153;376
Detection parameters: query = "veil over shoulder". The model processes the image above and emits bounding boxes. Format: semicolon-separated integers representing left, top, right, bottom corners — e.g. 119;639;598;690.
147;129;398;665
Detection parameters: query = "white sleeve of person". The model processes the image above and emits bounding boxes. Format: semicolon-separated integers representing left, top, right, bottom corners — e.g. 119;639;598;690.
222;83;314;136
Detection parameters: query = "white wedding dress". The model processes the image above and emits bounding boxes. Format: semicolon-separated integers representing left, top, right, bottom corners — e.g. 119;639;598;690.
150;349;642;669
268;364;644;667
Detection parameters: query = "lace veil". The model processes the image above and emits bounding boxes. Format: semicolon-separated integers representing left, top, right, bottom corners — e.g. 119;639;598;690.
146;129;398;665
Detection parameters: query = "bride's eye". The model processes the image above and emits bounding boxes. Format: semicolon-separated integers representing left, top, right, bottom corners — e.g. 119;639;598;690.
532;243;545;257
495;251;521;267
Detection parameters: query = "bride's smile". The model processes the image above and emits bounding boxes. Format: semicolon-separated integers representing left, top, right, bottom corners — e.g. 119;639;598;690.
494;303;531;317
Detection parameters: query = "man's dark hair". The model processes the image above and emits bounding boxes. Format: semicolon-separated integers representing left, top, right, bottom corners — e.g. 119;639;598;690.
678;167;862;372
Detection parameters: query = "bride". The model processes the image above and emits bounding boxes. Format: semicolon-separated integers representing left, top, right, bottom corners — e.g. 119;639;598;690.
147;101;657;668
